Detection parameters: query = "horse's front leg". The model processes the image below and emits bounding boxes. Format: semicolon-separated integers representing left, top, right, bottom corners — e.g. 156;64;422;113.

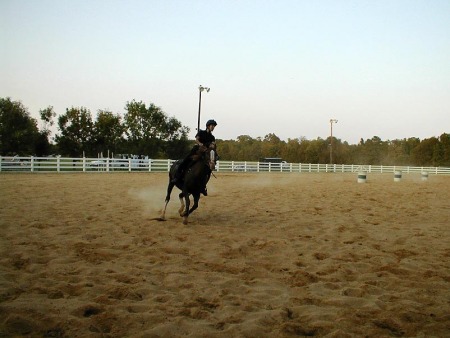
182;192;191;225
188;193;200;215
178;192;186;216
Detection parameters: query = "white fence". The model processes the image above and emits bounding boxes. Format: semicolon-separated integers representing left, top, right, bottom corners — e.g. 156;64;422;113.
1;156;450;175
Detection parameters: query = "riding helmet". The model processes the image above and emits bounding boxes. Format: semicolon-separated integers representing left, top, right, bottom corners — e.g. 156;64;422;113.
206;119;217;127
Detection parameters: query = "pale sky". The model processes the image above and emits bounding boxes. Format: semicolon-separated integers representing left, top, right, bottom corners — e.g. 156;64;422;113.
1;0;449;144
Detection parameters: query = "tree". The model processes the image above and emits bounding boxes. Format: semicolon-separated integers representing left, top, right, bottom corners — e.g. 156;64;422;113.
439;133;450;166
35;106;57;156
234;135;260;161
40;106;56;129
261;133;283;158
304;138;328;163
55;107;94;157
215;139;236;161
356;136;388;164
163;116;191;159
92;110;125;156
411;137;439;166
282;138;304;163
0;97;41;155
333;139;348;164
123;100;189;158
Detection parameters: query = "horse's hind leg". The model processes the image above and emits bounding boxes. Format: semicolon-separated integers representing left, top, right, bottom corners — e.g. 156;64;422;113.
160;201;169;220
160;182;175;220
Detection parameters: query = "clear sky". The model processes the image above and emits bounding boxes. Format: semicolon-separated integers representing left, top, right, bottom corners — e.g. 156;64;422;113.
1;0;449;144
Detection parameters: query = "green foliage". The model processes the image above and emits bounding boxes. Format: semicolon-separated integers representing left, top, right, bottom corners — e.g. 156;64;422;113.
412;137;440;166
1;97;449;166
55;107;94;157
218;133;450;166
50;100;190;158
123;100;190;158
93;110;125;156
0;97;44;155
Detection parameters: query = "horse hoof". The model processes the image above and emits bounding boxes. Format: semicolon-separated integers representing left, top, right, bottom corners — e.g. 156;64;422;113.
183;218;188;225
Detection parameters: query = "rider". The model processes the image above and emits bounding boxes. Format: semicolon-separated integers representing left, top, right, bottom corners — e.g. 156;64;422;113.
171;119;217;195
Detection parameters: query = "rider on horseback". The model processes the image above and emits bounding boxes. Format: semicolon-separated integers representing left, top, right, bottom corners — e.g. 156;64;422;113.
171;119;217;195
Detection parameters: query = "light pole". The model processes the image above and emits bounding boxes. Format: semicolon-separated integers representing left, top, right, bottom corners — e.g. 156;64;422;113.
329;119;338;164
197;85;210;131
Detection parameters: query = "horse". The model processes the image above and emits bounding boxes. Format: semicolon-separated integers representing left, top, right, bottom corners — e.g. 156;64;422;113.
160;149;216;225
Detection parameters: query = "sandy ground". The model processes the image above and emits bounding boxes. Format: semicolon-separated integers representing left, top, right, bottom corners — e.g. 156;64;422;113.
0;172;449;337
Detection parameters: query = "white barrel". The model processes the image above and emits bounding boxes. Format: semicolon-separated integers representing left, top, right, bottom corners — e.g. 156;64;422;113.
394;171;402;182
357;171;367;183
421;171;428;181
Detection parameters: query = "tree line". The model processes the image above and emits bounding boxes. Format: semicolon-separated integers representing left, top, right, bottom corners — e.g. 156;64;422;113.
0;97;191;159
218;133;450;167
1;97;449;166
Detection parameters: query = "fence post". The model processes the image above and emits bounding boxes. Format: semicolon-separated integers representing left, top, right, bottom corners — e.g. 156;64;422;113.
30;156;34;172
57;156;60;172
0;156;2;172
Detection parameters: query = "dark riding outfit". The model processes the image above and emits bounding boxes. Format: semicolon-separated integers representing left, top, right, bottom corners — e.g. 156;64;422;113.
195;128;216;150
172;119;217;195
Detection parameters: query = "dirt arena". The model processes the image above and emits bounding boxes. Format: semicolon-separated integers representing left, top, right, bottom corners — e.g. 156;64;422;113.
0;172;449;337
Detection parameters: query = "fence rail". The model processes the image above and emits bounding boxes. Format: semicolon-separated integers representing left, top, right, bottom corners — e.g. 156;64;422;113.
1;156;450;175
0;156;450;175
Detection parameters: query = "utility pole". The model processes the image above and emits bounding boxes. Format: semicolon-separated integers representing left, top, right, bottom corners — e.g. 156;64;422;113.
329;119;338;164
197;85;210;131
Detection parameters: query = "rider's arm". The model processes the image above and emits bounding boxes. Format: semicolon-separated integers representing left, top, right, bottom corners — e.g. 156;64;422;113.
195;135;203;147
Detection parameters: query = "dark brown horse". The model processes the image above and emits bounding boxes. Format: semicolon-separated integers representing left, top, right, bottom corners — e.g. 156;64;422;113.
160;149;216;225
